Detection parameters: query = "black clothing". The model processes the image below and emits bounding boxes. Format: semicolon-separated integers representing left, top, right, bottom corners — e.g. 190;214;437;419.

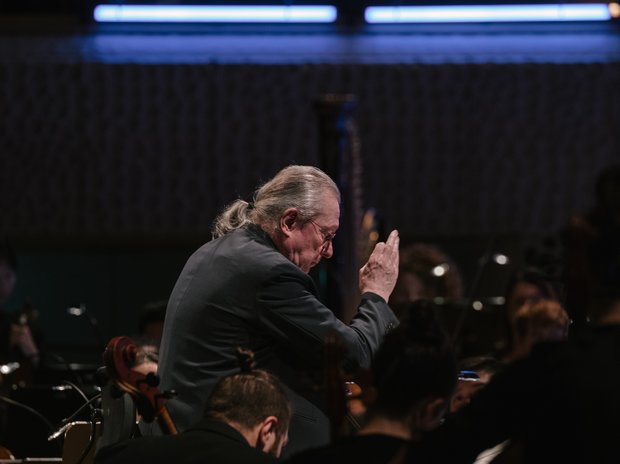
96;419;276;464
410;324;620;463
287;434;408;464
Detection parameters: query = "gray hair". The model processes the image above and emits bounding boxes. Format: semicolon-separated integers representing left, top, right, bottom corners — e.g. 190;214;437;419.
212;165;340;239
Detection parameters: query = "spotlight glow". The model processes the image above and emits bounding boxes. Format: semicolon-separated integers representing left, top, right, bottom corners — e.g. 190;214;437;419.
67;306;85;316
94;4;338;23
431;263;450;277
365;4;613;23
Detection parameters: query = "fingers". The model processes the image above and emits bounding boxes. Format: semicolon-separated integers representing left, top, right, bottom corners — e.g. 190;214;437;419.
366;230;399;264
374;230;399;267
371;242;385;257
359;230;400;302
385;229;399;248
369;230;399;257
384;229;399;262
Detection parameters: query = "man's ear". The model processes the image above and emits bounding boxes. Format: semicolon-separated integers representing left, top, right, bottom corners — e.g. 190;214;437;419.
256;416;278;453
419;397;448;431
279;208;299;237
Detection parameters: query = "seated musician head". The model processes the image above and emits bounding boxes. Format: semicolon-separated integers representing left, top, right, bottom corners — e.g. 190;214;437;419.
364;300;458;441
205;358;292;458
96;348;292;464
391;243;464;309
286;301;457;463
506;298;569;362
450;356;504;413
137;300;168;350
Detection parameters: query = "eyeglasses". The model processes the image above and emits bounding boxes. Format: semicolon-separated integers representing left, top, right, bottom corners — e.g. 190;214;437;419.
309;219;336;251
458;370;481;382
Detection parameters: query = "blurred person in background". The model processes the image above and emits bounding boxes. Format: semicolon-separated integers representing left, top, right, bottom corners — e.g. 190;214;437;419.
0;239;40;382
288;300;458;464
391;243;464;312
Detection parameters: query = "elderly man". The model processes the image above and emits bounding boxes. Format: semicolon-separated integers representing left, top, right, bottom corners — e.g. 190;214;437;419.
152;165;400;455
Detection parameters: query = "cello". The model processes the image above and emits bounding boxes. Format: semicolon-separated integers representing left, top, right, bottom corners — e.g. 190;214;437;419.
322;331;375;440
103;336;178;435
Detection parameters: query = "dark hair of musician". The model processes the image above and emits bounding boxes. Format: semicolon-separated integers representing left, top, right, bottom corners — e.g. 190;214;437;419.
504;268;559;306
459;356;504;377
369;300;458;421
500;267;560;353
204;350;292;438
399;243;464;301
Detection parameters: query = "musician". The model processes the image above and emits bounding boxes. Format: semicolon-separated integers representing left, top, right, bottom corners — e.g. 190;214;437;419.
407;222;620;463
150;165;400;455
96;366;292;464
0;241;39;371
390;243;464;309
286;301;458;463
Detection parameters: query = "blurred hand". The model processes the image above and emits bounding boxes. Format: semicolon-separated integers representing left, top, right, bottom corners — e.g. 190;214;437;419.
10;324;39;359
359;230;400;302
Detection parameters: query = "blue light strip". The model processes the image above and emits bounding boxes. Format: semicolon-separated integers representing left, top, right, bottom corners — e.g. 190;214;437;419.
94;4;337;23
365;4;613;23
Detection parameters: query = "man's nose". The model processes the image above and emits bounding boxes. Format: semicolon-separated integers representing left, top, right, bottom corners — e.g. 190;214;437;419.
321;241;333;258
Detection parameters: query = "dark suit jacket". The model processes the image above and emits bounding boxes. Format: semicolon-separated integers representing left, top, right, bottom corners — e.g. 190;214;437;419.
152;224;398;455
96;419;275;464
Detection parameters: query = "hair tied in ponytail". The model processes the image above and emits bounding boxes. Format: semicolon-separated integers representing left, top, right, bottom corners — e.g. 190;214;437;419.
235;347;256;373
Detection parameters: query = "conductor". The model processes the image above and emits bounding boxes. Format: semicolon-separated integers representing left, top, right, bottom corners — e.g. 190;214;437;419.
152;165;400;455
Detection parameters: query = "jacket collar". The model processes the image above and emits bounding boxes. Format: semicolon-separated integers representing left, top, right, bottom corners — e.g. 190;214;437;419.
186;418;251;447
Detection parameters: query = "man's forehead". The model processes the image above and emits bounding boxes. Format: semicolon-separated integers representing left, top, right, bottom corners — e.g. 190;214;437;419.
323;193;340;214
320;201;340;229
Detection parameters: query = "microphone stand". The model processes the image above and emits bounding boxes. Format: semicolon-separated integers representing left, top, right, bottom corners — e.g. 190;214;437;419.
451;236;510;345
47;394;102;441
67;304;106;349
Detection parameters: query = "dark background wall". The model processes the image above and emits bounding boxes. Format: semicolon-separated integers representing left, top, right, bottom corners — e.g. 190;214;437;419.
3;62;619;238
1;29;619;361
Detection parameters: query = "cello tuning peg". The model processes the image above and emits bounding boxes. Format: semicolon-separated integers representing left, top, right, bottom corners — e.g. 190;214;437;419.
144;372;160;387
162;389;177;399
